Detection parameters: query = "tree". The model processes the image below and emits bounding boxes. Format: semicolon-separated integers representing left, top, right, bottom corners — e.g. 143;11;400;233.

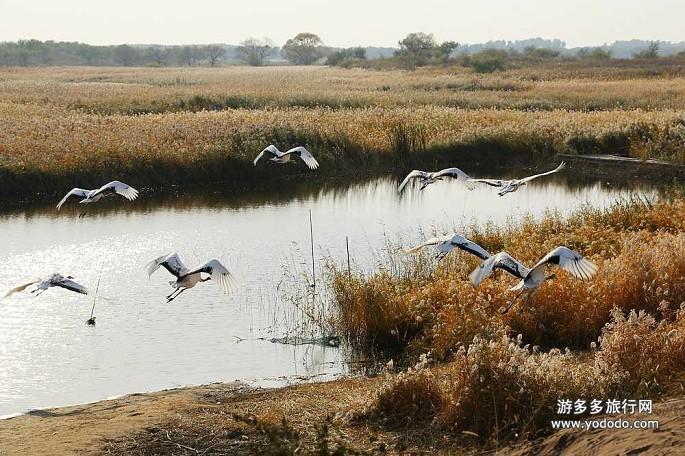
203;45;224;67
237;38;273;66
396;32;436;67
147;46;169;66
395;33;458;67
522;46;560;60
634;41;660;59
77;44;103;65
178;46;201;66
589;48;612;60
436;40;459;63
577;47;611;60
113;44;136;66
282;33;324;65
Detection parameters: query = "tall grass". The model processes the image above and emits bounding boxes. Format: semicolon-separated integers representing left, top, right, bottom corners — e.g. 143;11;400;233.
330;197;685;354
329;196;685;443
2;65;685;198
2;101;684;198
367;308;685;441
388;124;426;166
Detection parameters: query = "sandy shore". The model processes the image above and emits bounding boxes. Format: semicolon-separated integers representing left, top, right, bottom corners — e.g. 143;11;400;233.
1;376;684;455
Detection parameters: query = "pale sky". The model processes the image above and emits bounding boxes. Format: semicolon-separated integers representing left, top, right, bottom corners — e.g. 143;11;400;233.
2;0;684;48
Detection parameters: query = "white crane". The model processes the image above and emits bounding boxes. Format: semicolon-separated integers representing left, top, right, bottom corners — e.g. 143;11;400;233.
406;233;490;261
253;145;319;170
146;253;238;302
469;251;531;287
398;168;475;193
468;162;566;196
495;246;597;314
4;273;88;297
56;180;139;210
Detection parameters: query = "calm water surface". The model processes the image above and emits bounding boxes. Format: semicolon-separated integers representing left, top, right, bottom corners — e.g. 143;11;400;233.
0;172;657;416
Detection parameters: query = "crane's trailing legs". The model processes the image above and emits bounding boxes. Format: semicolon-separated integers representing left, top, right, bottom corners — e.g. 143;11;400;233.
501;273;556;314
166;288;186;302
165;277;211;302
502;289;527;314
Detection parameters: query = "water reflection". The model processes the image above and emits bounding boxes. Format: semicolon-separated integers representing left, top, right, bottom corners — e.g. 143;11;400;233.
0;171;657;416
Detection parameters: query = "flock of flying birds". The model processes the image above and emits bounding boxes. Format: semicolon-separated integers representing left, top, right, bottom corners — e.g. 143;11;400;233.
400;161;598;313
406;235;597;313
3;144;320;309
4;143;593;316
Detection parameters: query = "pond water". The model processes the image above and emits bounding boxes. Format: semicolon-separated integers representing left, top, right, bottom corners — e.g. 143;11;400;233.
0;170;658;416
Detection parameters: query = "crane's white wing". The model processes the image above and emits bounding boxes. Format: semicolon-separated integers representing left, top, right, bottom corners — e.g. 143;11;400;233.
469;251;529;286
56;188;90;210
188;259;238;293
93;181;139;201
433;168;475;190
405;234;452;253
531;246;597;281
398;170;430;193
519;162;566;184
4;279;42;297
284;146;319;170
449;234;490;260
53;277;89;295
253;145;280;166
467;178;506;188
146;253;189;278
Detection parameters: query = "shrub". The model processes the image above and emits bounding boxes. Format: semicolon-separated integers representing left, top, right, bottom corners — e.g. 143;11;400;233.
371;307;685;441
374;356;443;426
326;47;366;66
469;50;508;73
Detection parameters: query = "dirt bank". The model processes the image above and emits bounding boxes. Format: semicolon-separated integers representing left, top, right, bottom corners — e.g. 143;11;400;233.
1;377;683;455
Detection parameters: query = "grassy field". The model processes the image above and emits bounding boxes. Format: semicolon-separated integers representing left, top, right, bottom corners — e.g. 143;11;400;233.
2;62;685;198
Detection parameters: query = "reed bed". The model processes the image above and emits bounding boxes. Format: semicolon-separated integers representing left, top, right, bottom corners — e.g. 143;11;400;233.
368;309;685;441
4;64;685;112
2;101;685;197
2;64;685;198
329;196;685;443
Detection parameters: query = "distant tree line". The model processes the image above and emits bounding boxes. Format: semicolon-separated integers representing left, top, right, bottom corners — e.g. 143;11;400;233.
0;40;242;67
326;33;685;73
2;36;685;68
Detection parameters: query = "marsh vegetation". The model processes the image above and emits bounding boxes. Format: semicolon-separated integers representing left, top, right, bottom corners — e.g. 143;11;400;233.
2;59;685;454
328;195;685;443
2;62;685;198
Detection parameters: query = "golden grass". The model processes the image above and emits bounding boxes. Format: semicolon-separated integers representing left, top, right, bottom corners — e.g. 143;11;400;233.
2;64;685;198
2;101;684;192
367;308;685;442
328;196;685;442
4;64;685;112
331;198;685;354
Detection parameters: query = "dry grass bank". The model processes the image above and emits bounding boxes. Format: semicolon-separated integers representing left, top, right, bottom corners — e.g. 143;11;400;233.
328;196;685;443
1;373;683;455
2;64;685;199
